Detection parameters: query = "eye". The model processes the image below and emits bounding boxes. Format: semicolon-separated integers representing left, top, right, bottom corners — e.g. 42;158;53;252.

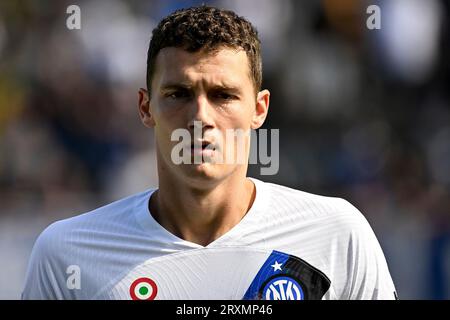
166;89;191;100
212;91;237;101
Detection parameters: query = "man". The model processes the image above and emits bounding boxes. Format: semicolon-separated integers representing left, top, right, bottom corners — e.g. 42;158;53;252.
22;6;396;300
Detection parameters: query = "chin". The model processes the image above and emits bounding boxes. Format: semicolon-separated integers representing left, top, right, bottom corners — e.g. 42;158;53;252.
180;163;231;186
186;162;218;178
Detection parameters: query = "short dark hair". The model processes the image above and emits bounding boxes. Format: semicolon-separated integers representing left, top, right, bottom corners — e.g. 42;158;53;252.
147;6;262;94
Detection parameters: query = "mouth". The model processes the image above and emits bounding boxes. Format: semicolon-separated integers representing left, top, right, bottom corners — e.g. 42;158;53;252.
191;140;216;150
190;140;217;159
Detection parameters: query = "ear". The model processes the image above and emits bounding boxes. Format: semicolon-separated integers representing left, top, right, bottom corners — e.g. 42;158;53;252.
251;89;270;129
138;88;155;128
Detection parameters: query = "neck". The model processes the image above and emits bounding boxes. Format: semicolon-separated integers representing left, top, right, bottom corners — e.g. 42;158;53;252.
150;173;255;247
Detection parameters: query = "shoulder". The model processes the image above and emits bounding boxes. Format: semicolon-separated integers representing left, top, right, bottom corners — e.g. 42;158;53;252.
256;181;396;299
260;179;369;230
31;189;154;260
22;189;156;299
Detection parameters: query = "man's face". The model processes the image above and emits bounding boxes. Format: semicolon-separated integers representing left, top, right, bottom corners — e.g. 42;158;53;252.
139;47;269;187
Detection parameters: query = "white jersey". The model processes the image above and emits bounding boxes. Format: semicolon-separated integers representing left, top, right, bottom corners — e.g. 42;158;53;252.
22;178;396;300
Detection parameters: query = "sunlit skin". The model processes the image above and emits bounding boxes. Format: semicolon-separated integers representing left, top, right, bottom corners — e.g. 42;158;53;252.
138;47;270;246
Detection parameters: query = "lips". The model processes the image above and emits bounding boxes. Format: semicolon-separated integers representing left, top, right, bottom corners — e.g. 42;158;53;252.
191;140;216;150
189;140;217;161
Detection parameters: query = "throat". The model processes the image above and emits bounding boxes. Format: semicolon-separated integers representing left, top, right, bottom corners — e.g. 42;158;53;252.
148;179;256;246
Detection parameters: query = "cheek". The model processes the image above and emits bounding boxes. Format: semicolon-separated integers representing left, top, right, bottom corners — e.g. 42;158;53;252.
154;106;185;132
153;115;175;147
224;108;254;130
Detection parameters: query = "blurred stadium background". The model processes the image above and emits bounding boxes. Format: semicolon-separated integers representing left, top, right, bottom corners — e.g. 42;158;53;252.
0;0;449;299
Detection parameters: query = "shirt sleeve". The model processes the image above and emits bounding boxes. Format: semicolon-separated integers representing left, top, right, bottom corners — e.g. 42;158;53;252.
343;206;397;300
21;224;66;300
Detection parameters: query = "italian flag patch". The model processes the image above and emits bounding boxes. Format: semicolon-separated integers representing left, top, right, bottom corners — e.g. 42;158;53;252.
130;277;158;300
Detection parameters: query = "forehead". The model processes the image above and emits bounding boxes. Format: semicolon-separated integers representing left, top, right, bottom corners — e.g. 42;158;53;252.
152;47;252;88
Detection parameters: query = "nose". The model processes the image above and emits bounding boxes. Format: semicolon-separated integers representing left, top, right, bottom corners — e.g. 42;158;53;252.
187;94;215;132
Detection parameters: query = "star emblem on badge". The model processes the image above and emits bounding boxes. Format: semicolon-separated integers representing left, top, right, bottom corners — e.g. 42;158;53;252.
271;261;283;272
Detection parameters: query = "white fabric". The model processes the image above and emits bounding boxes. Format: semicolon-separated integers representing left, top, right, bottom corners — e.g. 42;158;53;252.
22;178;396;300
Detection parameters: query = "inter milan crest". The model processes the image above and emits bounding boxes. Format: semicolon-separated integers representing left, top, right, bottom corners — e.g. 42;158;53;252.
243;250;331;300
262;275;304;300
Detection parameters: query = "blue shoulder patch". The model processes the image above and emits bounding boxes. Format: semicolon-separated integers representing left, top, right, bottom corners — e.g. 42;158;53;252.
243;250;330;300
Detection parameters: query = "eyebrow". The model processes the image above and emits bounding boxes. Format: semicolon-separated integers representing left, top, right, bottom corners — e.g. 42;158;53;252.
160;82;192;91
209;84;241;93
160;82;242;93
